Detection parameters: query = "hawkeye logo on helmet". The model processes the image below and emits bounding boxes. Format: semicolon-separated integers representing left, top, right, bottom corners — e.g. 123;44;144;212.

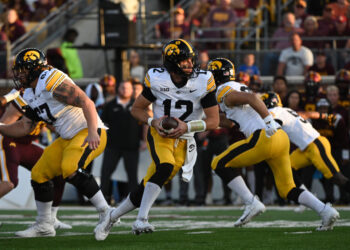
208;61;222;70
23;51;40;61
164;44;180;56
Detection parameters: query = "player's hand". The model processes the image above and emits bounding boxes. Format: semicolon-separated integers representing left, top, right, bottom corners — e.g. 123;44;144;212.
165;117;187;139
81;130;100;150
264;114;279;138
152;116;168;137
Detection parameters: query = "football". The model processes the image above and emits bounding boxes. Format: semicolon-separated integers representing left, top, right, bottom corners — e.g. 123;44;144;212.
160;117;178;133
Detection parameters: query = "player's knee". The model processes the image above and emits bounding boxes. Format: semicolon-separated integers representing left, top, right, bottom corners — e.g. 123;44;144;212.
31;180;54;202
330;172;348;186
148;163;174;188
286;187;304;204
66;169;99;199
214;166;240;185
129;180;145;207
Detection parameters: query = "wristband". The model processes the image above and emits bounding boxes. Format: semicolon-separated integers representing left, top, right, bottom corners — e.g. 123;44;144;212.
4;90;20;103
187;120;206;132
147;117;154;127
263;114;273;124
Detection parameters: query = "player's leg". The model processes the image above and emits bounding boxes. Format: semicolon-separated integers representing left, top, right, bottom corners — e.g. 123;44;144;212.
308;136;350;192
211;130;270;226
0;137;18;198
60;128;109;240
15;139;63;238
132;128;186;234
20;142;71;230
268;151;339;231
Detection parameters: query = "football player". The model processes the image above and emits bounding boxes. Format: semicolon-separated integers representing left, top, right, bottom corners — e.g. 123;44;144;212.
0;91;71;230
0;48;110;239
97;39;219;240
208;58;339;230
262;92;349;209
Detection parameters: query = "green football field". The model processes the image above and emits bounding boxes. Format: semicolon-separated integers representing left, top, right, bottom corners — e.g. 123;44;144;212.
1;206;350;250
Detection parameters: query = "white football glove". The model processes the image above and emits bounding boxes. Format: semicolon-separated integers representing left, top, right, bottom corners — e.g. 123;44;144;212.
264;114;279;138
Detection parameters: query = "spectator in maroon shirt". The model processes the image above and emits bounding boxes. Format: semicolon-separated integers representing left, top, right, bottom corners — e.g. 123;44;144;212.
202;0;237;49
294;0;308;28
309;52;335;76
31;0;56;22
302;16;325;49
155;7;190;39
1;9;26;43
328;15;350;68
6;0;33;22
0;31;8;78
318;6;336;36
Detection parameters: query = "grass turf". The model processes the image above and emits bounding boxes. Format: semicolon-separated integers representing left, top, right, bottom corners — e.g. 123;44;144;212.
0;206;349;250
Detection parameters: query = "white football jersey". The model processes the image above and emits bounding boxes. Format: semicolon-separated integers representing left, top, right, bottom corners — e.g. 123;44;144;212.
216;81;268;138
22;68;106;139
269;106;319;151
144;68;216;121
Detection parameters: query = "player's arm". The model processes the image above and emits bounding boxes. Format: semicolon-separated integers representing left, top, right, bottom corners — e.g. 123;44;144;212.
225;91;270;118
224;91;279;137
0;89;20;107
0;103;23;124
0;116;37;138
52;79;100;150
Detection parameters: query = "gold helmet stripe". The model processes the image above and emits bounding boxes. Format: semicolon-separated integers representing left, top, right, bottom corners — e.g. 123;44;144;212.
178;39;193;53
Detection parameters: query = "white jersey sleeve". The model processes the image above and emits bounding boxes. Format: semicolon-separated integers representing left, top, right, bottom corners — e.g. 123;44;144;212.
215;81;265;138
144;68;216;122
23;68;107;139
269;106;319;150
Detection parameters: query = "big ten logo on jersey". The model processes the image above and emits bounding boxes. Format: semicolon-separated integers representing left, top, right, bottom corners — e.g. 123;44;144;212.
160;87;170;92
33;103;56;124
29;121;46;136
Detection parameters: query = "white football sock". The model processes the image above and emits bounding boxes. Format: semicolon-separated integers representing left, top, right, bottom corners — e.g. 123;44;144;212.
137;182;161;220
247;170;256;194
111;195;136;221
298;190;325;213
227;176;254;205
51;206;59;219
89;190;109;212
36;200;53;222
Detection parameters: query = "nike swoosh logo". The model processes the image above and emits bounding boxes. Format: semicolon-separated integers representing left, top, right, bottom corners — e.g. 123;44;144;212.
189;89;197;93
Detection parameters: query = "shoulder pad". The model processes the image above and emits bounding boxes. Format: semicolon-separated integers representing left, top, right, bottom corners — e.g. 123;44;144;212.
44;69;66;92
216;84;234;103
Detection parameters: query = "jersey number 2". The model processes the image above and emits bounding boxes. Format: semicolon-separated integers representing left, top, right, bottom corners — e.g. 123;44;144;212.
163;99;193;120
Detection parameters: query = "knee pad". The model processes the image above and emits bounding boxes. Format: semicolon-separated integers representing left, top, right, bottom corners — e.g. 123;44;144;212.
286;187;304;204
129;180;145;207
331;172;349;186
148;163;174;187
66;169;99;199
31;180;54;202
214;165;240;185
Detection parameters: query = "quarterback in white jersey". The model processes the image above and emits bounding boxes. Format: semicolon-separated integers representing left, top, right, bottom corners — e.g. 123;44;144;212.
0;48;111;240
262;92;350;195
208;58;339;230
99;39;219;239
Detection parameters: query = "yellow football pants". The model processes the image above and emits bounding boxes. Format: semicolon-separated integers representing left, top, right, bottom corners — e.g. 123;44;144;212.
143;127;187;186
212;129;295;199
31;128;107;183
290;136;340;179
